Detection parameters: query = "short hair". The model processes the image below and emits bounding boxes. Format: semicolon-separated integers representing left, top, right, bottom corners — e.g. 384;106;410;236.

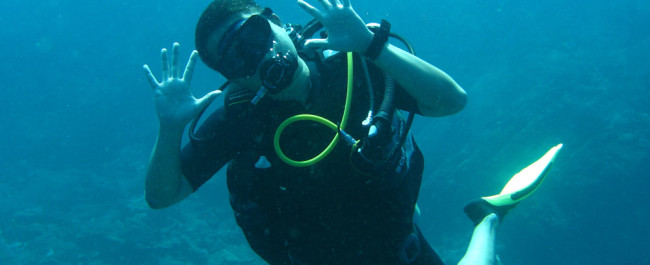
195;0;263;72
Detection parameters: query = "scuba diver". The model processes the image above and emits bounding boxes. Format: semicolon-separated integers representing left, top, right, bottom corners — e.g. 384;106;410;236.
142;0;563;264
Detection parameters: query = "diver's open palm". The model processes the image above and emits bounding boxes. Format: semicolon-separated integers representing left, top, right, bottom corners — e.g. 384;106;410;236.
298;0;373;53
143;42;220;128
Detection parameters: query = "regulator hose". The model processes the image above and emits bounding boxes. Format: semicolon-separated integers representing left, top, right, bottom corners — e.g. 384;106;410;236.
273;52;355;167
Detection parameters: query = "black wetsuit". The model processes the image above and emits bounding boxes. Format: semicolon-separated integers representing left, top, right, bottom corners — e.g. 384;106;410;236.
181;53;445;265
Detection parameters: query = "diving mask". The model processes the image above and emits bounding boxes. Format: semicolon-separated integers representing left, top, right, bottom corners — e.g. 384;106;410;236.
215;8;299;104
215;13;274;79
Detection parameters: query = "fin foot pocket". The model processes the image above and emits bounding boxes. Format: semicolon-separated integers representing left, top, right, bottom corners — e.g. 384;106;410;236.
464;199;514;225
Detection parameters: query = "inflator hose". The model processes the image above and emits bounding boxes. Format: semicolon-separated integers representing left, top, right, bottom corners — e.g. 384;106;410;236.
273;52;355;167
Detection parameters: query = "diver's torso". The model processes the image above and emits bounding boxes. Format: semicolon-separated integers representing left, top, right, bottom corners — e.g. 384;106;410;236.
225;53;423;264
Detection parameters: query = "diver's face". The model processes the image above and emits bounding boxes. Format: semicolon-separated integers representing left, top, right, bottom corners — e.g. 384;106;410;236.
206;12;298;89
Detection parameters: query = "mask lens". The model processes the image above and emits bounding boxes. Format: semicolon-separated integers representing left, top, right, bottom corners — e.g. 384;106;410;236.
216;15;273;79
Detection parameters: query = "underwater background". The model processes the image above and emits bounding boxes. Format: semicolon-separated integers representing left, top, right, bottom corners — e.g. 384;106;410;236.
1;0;648;264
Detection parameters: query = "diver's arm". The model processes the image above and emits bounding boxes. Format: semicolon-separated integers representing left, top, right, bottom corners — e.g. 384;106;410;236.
298;0;466;117
372;44;466;117
146;125;193;209
142;43;221;209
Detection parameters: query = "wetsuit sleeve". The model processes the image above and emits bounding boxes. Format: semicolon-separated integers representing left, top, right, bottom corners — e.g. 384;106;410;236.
180;106;237;191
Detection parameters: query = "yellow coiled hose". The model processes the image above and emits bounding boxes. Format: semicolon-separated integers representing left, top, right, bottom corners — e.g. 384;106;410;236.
273;52;355;167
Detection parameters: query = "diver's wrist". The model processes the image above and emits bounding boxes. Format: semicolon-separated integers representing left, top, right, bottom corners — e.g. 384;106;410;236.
158;121;187;136
366;42;388;61
364;19;391;60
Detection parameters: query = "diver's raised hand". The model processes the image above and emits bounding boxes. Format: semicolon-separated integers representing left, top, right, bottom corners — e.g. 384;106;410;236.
297;0;373;53
143;42;221;129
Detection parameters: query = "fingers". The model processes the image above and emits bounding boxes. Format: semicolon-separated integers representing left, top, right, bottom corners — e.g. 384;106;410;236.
298;0;324;21
341;0;351;7
316;0;333;9
158;43;193;82
171;42;180;78
182;50;199;83
304;39;330;50
196;90;223;113
161;48;170;80
153;42;193;85
331;0;342;7
143;64;160;89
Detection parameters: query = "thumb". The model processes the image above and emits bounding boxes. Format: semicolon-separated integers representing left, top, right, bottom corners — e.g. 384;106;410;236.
304;38;330;50
196;90;222;112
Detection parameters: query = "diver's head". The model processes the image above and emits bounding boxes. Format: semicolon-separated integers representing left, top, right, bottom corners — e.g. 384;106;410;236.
195;0;307;102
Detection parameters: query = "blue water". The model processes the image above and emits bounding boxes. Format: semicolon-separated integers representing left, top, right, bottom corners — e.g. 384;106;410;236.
1;0;648;264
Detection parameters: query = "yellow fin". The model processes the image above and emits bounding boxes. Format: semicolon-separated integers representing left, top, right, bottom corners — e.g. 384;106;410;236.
483;143;563;207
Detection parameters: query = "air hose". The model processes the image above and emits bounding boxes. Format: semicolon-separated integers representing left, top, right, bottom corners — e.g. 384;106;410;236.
273;52;355;167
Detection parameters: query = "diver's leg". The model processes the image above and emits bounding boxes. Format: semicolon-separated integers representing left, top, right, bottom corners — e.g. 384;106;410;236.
457;213;499;265
457;144;563;265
